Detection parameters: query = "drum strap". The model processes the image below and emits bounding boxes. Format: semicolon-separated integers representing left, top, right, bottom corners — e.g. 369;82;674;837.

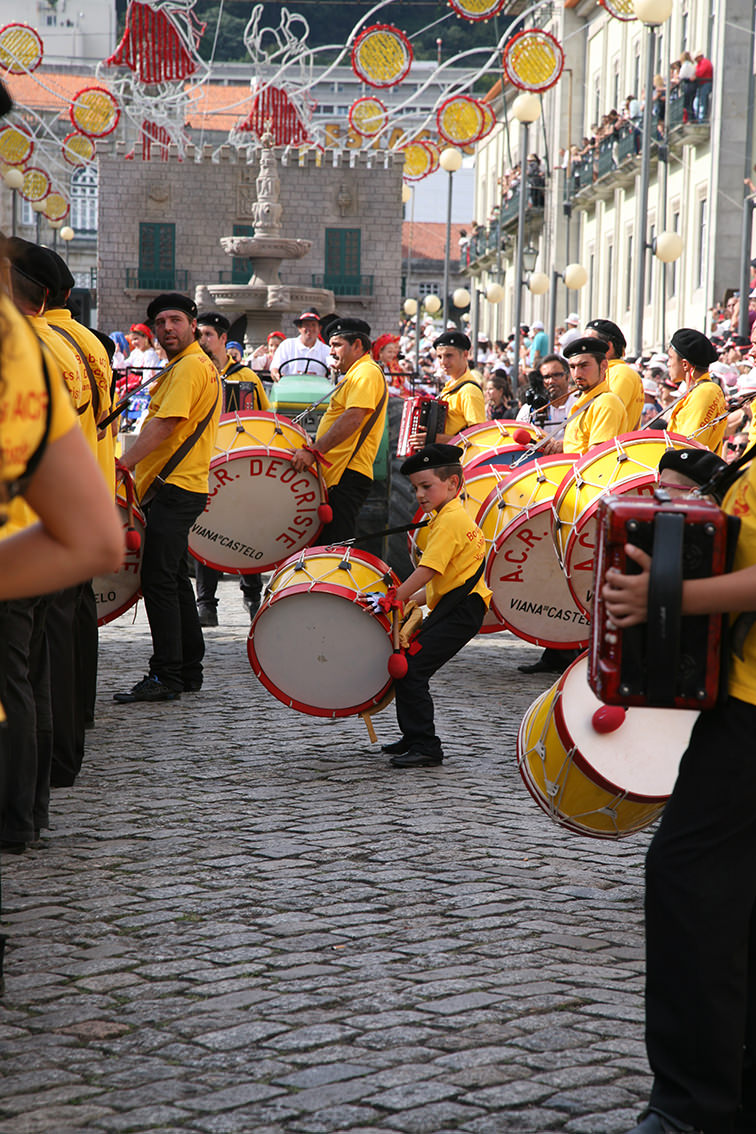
50;323;101;421
419;560;486;638
349;380;388;465
139;378;220;506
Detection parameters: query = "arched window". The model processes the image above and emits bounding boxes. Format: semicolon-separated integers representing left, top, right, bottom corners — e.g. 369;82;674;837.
70;165;98;234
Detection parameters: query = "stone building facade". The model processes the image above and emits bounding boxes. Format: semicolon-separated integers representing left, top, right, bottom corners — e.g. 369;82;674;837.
96;142;405;343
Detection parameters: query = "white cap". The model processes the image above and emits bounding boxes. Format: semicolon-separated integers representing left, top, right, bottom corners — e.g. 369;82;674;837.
532;320;544;330
566;312;579;325
642;377;659;395
739;368;756;393
647;353;668;368
710;361;739;386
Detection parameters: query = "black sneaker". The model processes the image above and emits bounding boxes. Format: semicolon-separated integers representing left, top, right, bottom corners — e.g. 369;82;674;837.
197;603;218;627
390;749;443;768
113;675;181;704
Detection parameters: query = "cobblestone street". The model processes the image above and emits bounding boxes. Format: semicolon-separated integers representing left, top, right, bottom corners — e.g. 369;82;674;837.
0;580;654;1134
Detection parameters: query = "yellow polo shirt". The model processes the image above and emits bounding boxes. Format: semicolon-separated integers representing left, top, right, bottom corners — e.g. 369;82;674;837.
440;370;486;437
221;358;270;412
316;353;386;488
563;379;627;455
607;358;644;431
0;299;77;539
418;496;492;611
45;307;116;497
722;464;756;705
134;340;221;499
28;313;98;457
667;375;727;454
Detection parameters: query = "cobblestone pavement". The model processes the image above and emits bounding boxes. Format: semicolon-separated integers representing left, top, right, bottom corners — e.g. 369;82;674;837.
0;579;655;1134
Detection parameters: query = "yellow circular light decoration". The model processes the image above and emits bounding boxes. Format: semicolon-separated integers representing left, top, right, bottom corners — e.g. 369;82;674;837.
351;25;413;90
20;166;50;203
70;86;120;138
437;95;485;147
424;138;440;174
600;0;637;20
400;141;434;182
448;0;507;20
44;191;70;222
62;131;96;167
478;103;497;141
0;123;33;166
502;30;565;93
348;95;388;138
0;23;44;75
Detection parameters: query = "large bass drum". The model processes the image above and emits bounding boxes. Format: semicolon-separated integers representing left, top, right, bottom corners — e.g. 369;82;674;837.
517;653;697;839
249;547;399;718
94;471;144;626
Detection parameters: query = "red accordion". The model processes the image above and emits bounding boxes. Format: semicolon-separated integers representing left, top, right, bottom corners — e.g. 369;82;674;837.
590;494;735;710
396;396;448;458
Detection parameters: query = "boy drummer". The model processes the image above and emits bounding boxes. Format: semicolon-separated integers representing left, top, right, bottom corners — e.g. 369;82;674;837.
372;443;491;768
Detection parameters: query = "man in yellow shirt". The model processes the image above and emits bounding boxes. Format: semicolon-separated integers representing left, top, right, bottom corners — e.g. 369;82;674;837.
585;318;644;430
115;294;221;703
427;330;486;442
665;327;727;454
194;311;269;625
291;317;387;543
543;336;627;455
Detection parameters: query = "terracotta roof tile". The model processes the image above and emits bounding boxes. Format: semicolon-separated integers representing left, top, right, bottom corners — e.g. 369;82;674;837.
402;221;468;262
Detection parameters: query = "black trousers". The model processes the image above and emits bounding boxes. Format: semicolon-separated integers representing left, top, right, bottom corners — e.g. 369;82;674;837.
645;697;756;1133
319;469;372;545
394;594;485;756
0;595;52;843
48;583;96;788
195;562;262;608
141;483;208;691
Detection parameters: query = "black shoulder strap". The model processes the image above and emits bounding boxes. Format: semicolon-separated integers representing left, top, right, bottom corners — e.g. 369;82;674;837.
50;323;102;420
420;559;486;635
223;361;245;379
140;376;220;506
349;376;388;464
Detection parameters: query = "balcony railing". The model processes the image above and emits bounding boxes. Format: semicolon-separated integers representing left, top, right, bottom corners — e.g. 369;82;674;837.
312;273;374;296
125;268;189;291
462;183;545;272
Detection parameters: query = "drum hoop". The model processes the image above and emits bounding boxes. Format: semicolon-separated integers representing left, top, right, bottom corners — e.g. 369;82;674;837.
560;470;658;573
194;445;326;574
215;410;308;455
552;657;671;803
271;544;400;583
478;454;575;536
486;502;589;648
97;589;141;627
247;604;394;718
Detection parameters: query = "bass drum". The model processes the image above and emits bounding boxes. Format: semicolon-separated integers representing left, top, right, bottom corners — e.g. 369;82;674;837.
451;420;542;468
477;454;588;649
94;475;144;626
551;431;701;615
249;547;399;718
517;653;697;839
189;411;329;575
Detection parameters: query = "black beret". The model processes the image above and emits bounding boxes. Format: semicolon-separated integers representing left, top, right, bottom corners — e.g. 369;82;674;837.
8;238;59;291
319;313;340;340
585;318;626;351
400;443;463;477
91;328;116;363
328;316;371;340
658;448;728;501
197;311;230;334
669;328;718;369
563;335;610;359
146;293;197;321
434;330;471;352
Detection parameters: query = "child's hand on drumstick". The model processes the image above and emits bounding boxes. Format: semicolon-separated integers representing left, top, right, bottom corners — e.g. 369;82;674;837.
602;544;652;627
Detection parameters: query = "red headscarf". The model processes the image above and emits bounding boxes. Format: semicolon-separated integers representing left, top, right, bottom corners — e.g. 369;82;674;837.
372;333;400;361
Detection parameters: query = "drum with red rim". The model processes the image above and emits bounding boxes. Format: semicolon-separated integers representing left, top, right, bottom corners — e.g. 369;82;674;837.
188;411;328;575
477;454;588;648
451;420;543;468
517;653;697;839
551;431;701;615
249;547;399;718
94;476;144;626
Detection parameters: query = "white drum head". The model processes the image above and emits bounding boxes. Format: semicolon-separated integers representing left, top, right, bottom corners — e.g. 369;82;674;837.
94;498;143;626
190;448;324;574
488;504;589;648
250;590;393;716
558;657;696;799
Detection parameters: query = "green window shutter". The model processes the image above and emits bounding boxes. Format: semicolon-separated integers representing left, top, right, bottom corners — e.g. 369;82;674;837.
138;223;175;289
232;223;255;284
324;228;361;294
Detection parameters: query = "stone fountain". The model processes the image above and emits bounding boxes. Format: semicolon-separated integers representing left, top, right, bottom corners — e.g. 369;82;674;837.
196;123;334;344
